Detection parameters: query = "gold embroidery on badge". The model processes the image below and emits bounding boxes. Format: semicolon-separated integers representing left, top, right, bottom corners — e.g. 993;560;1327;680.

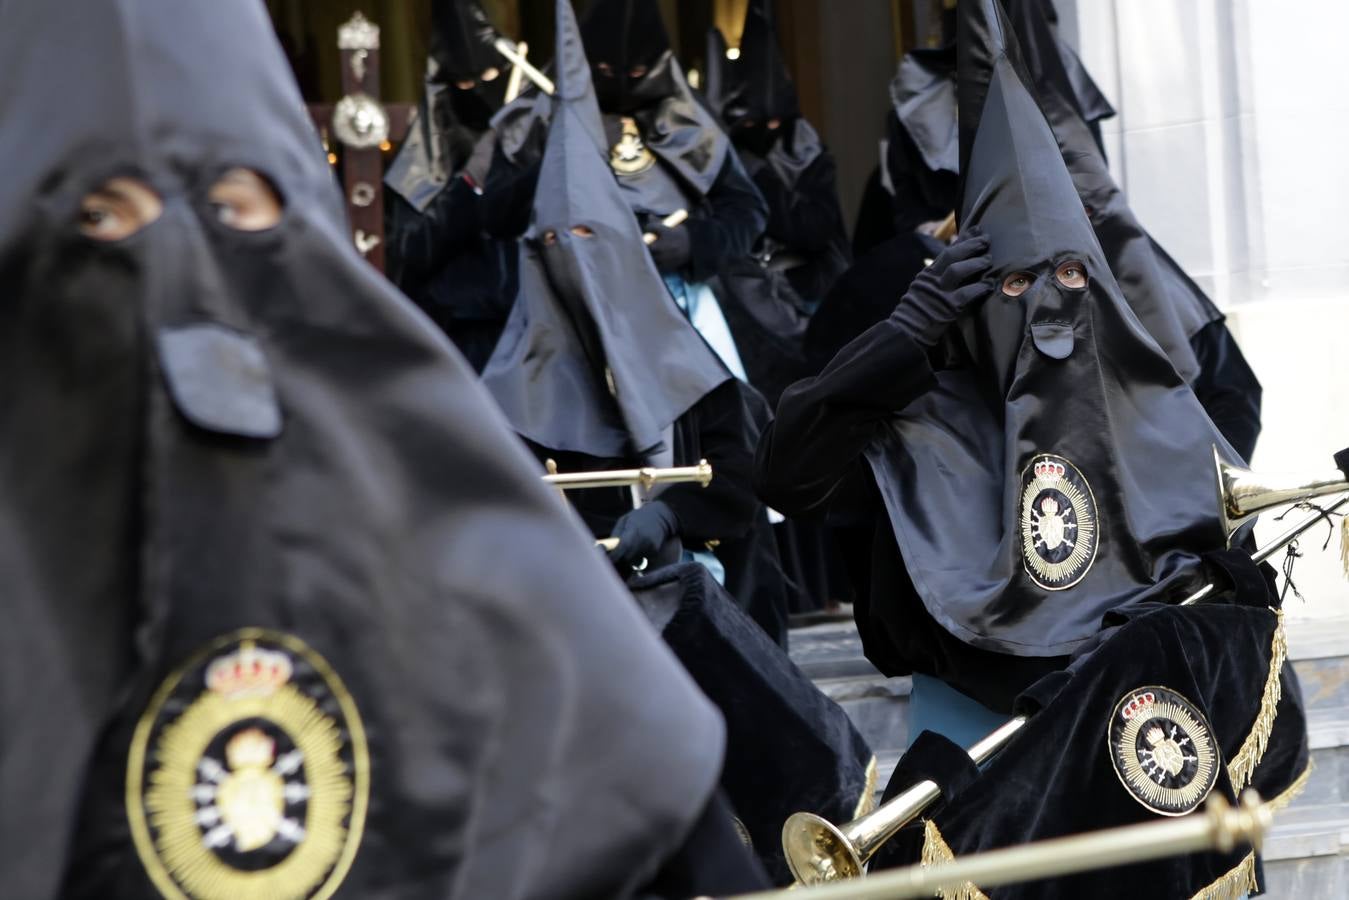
127;630;369;900
1019;454;1098;591
1108;686;1219;816
610;116;656;175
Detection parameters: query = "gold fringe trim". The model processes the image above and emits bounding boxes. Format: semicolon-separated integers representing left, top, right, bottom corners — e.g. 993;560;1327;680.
1187;850;1258;900
921;820;990;900
853;755;880;819
1227;609;1287;793
1265;760;1314;816
1341;516;1348;579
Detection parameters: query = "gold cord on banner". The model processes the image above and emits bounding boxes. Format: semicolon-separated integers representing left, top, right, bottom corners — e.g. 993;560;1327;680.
1227;610;1287;793
1341;516;1349;578
1187;851;1257;900
853;756;880;820
920;821;991;900
1265;761;1313;816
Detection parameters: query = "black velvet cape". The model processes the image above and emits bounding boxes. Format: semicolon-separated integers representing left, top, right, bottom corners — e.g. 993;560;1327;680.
630;563;875;886
872;560;1309;899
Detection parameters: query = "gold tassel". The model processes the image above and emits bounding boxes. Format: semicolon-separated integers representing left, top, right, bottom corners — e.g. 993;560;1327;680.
921;820;991;900
1227;610;1287;793
1187;851;1258;900
1341;515;1349;579
1265;760;1314;816
853;755;880;819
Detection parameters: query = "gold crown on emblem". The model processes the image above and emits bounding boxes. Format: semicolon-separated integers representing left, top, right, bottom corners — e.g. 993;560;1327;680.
1145;725;1166;747
206;641;294;697
225;727;277;770
1034;459;1067;481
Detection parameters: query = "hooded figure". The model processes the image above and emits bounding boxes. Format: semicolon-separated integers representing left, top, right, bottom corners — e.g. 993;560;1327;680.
482;0;787;642
0;1;769;897
485;11;869;873
756;0;1250;714
868;567;1309;898
887;0;1115;235
1009;4;1262;458
707;0;852;409
383;0;514;372
483;0;767;380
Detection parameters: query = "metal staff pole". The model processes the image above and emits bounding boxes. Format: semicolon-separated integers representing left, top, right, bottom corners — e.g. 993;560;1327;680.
542;459;713;492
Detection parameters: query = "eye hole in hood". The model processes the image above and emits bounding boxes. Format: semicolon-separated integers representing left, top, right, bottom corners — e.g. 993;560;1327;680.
78;177;163;242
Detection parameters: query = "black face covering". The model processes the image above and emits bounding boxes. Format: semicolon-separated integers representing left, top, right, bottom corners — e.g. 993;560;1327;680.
0;2;724;897
581;0;681;114
387;1;506;208
495;0;729;209
483;0;730;460
864;0;1243;658
721;0;801;139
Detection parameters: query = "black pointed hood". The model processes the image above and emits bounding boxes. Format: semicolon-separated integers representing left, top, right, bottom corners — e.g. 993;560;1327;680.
1037;84;1207;383
704;26;732;117
0;0;723;896
482;0;731;459
387;0;507;209
724;0;800;129
983;2;1208;382
1004;0;1115;140
861;0;1243;659
432;0;509;131
581;0;679;114
889;43;960;176
430;0;505;82
496;0;729;200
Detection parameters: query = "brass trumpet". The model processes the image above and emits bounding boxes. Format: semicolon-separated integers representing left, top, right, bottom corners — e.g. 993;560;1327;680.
1215;445;1349;542
741;793;1270;900
783;446;1349;885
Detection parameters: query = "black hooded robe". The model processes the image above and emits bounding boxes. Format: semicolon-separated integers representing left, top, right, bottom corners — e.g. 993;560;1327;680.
871;4;1262;459
0;1;768;897
383;1;515;373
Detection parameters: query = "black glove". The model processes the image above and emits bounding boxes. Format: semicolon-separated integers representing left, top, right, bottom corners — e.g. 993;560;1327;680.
646;223;693;274
888;228;993;348
608;500;679;569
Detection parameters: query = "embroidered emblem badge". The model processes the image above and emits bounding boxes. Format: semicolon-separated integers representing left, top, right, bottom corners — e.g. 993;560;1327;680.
1108;686;1219;816
127;630;369;900
610;116;656;175
1018;454;1098;590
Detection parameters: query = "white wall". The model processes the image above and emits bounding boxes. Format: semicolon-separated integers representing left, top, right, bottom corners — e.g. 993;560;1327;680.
1065;0;1349;617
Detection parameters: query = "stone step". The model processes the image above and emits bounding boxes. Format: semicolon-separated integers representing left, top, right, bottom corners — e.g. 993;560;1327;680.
793;616;1349;754
1260;803;1349;897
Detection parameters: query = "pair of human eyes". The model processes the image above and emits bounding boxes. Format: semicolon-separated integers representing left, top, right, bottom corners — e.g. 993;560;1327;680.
594;62;649;79
453;66;501;90
1001;261;1088;297
77;168;283;242
540;225;595;246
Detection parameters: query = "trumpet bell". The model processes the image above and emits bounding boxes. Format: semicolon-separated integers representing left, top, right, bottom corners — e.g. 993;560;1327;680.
782;812;865;883
1214;445;1349;543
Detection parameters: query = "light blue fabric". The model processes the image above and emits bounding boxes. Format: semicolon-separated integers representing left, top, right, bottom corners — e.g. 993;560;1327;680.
683;548;726;585
908;674;1008;751
663;273;748;381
